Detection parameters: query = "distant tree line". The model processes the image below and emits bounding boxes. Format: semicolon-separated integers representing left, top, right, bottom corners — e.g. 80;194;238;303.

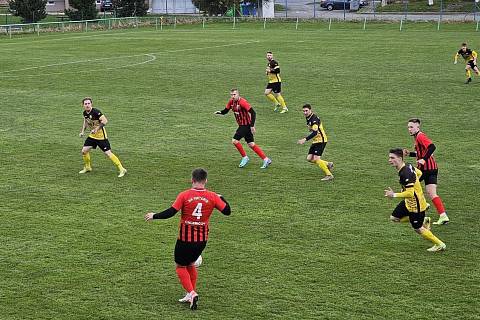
8;0;148;23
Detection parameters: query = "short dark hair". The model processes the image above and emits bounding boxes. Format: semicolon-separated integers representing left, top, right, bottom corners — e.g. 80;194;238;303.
266;51;272;54
82;97;93;104
192;168;207;183
389;148;404;158
302;104;312;110
407;118;421;125
230;88;238;93
462;42;467;46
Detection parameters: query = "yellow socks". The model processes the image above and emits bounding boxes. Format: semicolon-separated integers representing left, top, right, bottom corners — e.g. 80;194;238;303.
420;229;443;245
276;94;287;108
82;153;91;169
315;159;332;176
266;93;279;105
467;69;472;78
109;153;124;170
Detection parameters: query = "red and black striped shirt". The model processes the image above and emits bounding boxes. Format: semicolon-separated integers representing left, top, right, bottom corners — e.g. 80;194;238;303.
172;188;226;243
414;132;438;171
226;97;252;126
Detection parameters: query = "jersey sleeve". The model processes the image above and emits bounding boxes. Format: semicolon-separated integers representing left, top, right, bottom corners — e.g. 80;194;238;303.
225;99;232;110
473;50;478;59
214;193;227;211
311;116;320;131
417;133;432;148
240;99;251;111
171;192;185;211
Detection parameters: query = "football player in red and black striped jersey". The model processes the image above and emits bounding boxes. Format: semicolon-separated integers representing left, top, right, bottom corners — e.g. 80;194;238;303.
403;118;449;225
215;88;272;169
145;168;231;310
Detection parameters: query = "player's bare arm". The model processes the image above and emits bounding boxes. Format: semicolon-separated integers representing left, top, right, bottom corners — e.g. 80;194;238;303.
79;118;87;137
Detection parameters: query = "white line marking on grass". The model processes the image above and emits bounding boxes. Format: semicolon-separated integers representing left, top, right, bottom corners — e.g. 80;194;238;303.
0;40;260;78
0;28;260;46
106;53;156;69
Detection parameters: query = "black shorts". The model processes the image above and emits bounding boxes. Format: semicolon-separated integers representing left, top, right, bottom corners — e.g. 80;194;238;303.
392;201;425;230
468;60;477;69
419;169;438;185
84;137;111;152
174;239;207;266
233;125;254;143
308;142;326;157
266;82;282;94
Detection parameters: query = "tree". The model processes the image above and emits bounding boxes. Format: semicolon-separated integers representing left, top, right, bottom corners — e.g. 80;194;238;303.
191;0;240;16
113;0;148;17
8;0;47;23
65;0;97;21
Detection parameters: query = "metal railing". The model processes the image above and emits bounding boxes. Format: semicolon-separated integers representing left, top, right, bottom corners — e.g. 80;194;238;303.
2;9;480;38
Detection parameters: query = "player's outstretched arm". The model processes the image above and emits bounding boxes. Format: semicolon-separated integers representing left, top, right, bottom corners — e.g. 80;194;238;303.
215;108;229;115
145;207;178;221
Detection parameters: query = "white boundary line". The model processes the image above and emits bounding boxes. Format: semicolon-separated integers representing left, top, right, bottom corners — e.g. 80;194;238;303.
0;28;263;46
0;41;260;78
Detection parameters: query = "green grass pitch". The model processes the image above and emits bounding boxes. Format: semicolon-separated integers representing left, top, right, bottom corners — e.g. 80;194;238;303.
0;21;479;319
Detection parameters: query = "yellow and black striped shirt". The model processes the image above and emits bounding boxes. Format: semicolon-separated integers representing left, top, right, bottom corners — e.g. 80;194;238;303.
83;108;107;140
306;113;328;144
456;48;477;62
267;59;282;83
398;164;428;213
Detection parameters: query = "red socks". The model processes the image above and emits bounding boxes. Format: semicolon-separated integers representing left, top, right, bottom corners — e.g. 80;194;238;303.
234;142;267;160
176;266;193;293
187;265;198;290
250;144;267;160
432;196;446;215
233;142;247;157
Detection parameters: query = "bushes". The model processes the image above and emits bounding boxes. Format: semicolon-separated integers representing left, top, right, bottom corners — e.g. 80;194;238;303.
8;0;47;23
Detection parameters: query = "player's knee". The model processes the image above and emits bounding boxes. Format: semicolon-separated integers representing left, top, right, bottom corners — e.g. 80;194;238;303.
81;149;89;155
414;227;423;234
247;142;255;148
232;139;239;145
390;216;400;222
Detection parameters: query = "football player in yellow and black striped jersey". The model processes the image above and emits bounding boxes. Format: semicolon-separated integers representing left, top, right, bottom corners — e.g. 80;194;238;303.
79;97;127;178
265;51;288;113
297;104;334;181
384;148;446;252
454;42;480;84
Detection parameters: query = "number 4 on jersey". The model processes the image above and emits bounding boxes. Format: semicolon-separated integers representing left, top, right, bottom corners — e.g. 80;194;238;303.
192;203;203;220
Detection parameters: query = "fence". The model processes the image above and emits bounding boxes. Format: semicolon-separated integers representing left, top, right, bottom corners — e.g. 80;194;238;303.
271;0;480;21
2;10;480;38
